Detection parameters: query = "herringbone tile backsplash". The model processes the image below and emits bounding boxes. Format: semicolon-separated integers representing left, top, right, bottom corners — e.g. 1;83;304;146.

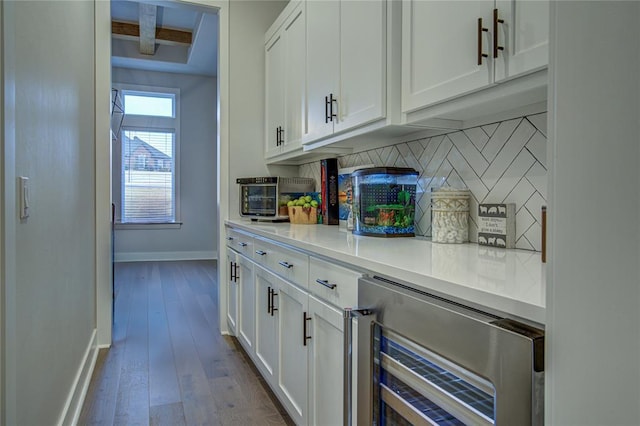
299;113;547;251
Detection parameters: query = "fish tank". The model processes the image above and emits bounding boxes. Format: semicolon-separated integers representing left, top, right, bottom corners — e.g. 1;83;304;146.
352;167;418;237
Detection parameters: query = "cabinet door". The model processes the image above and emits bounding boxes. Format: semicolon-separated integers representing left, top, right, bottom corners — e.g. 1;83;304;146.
265;31;284;159
277;279;309;425
254;265;279;383
494;0;549;81
335;0;386;133
305;0;340;143
226;248;238;334
402;0;494;113
308;295;347;426
282;2;306;154
237;255;255;354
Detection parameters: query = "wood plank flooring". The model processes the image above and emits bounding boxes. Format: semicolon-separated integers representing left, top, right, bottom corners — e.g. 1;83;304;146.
79;260;293;426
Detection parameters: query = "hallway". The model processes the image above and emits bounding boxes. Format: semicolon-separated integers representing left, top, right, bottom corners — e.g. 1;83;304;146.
79;261;292;425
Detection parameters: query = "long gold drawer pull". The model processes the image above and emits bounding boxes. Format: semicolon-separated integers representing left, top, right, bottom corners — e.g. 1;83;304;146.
278;261;293;269
255;250;267;256
315;279;337;290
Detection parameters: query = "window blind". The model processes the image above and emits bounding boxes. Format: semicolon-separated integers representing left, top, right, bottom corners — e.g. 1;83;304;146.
121;129;175;223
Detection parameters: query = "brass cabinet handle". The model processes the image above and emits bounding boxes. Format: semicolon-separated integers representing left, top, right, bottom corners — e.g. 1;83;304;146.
493;9;504;58
315;279;337;290
477;17;489;65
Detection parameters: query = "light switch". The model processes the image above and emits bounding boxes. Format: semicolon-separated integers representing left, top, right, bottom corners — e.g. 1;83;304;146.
19;176;29;220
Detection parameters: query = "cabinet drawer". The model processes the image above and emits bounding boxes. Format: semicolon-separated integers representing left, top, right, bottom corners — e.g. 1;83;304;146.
226;228;254;258
252;238;274;268
309;257;360;308
254;238;309;289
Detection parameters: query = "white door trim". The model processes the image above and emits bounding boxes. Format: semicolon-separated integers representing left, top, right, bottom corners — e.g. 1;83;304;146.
93;0;230;344
1;1;18;423
95;0;113;347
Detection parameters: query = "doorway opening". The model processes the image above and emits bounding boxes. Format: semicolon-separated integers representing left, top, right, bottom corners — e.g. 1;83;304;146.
108;0;220;326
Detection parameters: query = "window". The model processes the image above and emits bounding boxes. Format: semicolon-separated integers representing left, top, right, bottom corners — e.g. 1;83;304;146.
116;85;180;225
122;129;175;223
123;91;175;117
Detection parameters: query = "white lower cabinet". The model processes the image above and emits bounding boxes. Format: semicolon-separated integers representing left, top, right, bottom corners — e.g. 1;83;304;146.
237;255;255;352
226;226;361;425
254;265;280;383
226;248;238;334
277;278;309;425
308;294;345;426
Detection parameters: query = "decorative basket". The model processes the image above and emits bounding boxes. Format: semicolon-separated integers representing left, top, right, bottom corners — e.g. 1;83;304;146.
431;189;470;243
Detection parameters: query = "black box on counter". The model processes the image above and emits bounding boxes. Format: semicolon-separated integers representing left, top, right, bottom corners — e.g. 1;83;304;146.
320;158;339;225
478;203;516;248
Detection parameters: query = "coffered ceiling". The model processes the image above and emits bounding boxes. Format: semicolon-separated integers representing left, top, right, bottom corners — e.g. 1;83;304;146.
111;0;218;77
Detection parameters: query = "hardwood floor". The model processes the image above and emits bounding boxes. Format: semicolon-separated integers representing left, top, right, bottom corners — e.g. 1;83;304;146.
79;261;293;426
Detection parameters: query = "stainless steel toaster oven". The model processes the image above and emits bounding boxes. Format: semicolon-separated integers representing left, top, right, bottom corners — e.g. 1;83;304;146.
237;176;315;220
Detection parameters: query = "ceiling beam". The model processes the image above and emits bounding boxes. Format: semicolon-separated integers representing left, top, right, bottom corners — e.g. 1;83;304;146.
112;21;193;46
138;3;157;55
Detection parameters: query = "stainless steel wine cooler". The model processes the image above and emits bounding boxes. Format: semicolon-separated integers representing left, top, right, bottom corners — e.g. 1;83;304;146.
354;276;544;426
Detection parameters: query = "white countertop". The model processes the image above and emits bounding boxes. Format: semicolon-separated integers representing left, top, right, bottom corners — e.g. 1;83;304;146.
226;219;546;326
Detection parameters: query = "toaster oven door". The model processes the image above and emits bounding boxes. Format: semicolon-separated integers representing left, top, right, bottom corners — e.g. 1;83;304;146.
239;184;277;217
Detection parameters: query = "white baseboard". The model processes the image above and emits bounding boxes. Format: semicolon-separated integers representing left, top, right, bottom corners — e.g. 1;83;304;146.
114;250;218;262
58;329;99;426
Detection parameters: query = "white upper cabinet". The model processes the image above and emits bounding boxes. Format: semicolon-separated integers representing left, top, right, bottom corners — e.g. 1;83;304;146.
265;1;306;159
494;0;549;82
402;0;493;112
265;32;285;158
336;0;386;133
305;0;340;142
402;0;549;114
304;0;388;143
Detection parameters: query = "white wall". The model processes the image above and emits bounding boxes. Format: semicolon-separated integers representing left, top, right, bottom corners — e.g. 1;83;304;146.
3;1;97;424
112;68;218;261
226;0;298;221
547;1;640;424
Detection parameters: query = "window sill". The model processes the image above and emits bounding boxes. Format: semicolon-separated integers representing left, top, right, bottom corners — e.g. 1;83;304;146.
115;222;182;230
